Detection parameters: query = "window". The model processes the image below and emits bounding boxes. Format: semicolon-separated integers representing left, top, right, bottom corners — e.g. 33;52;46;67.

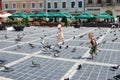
117;0;120;3
4;3;8;9
54;2;58;8
48;2;51;8
62;2;66;8
71;2;75;8
39;2;43;8
97;0;102;4
12;3;16;9
22;3;26;9
31;2;36;8
78;1;82;8
88;0;92;4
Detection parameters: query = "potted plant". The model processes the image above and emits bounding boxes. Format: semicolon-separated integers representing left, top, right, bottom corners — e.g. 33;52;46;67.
13;21;25;31
22;18;30;27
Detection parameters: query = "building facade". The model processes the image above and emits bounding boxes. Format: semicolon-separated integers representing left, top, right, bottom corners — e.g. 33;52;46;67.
45;0;84;15
1;0;45;13
0;0;2;10
85;0;120;22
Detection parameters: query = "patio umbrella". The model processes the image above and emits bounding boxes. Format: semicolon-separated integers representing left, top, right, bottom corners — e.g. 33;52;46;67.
95;13;114;19
54;12;68;18
64;13;74;18
0;13;12;17
75;12;95;19
9;13;27;18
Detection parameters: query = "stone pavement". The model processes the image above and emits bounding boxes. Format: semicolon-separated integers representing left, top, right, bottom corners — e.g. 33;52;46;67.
0;26;120;80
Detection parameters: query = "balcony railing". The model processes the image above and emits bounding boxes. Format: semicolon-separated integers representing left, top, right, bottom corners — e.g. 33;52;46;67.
85;4;102;7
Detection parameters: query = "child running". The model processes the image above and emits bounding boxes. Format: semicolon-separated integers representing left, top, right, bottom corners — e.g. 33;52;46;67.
88;32;98;59
57;23;64;45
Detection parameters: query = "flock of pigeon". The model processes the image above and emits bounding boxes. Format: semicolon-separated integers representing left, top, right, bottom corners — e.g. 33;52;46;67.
0;27;120;80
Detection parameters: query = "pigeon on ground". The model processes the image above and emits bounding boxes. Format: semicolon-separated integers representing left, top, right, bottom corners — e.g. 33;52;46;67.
96;37;99;39
112;39;115;42
102;41;106;44
28;43;35;48
73;36;75;39
79;35;83;38
54;53;59;57
17;45;21;49
110;65;119;70
65;45;69;49
4;35;8;39
59;45;62;49
114;38;118;41
3;66;14;72
64;78;69;80
113;74;120;79
114;34;116;36
80;43;83;45
0;59;6;64
77;64;82;70
71;47;76;53
31;61;40;67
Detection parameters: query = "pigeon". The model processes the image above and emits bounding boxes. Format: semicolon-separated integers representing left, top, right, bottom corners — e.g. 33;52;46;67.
3;66;14;72
4;35;8;39
31;61;40;67
114;38;118;41
80;43;83;45
54;53;59;57
0;59;6;64
102;41;106;44
77;64;82;70
114;34;116;36
54;49;61;53
40;37;44;39
79;35;83;38
44;35;47;37
73;36;75;39
17;45;21;49
71;47;76;53
64;78;69;80
112;39;115;42
96;37;99;39
65;45;69;49
0;59;5;62
28;43;35;48
113;74;120;79
110;65;119;70
59;45;62;49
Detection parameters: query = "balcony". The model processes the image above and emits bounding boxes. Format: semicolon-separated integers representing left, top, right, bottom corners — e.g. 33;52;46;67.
85;4;102;7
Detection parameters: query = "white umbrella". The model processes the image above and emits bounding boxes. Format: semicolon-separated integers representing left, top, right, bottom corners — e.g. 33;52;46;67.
0;13;12;17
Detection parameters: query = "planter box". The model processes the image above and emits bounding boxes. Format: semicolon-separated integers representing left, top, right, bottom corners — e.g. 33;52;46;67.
73;25;80;28
13;26;25;31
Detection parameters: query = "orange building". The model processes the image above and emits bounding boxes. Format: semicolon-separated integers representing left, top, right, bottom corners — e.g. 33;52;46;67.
2;0;45;13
